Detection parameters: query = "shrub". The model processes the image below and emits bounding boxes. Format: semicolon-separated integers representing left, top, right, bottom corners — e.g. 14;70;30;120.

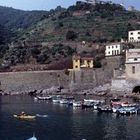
66;30;77;41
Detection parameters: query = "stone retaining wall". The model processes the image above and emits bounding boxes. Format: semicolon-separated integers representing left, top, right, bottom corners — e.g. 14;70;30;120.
0;70;70;92
0;68;112;93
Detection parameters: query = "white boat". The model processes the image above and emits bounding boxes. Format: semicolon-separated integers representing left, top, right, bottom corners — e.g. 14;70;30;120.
59;99;68;104
73;101;82;107
52;99;60;103
84;99;104;104
36;95;52;100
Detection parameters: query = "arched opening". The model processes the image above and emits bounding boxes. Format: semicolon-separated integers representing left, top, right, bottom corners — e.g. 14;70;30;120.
132;86;140;93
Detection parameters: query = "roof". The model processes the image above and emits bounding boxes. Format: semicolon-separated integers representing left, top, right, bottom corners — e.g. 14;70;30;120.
81;57;93;60
72;55;93;60
72;55;81;60
129;30;140;32
127;49;140;53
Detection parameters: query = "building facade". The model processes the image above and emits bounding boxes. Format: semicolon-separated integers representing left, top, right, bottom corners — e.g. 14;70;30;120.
105;43;123;56
125;49;140;79
72;55;94;70
128;30;140;42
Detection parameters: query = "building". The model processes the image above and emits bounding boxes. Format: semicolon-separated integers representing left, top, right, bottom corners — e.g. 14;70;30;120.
105;43;123;56
128;30;140;42
84;0;100;5
128;6;136;12
72;55;94;70
125;49;140;79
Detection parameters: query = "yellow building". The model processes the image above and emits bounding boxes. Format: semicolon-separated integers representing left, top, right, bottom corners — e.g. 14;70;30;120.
72;55;94;70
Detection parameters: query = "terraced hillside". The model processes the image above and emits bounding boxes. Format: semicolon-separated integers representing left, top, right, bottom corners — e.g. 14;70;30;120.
0;1;140;70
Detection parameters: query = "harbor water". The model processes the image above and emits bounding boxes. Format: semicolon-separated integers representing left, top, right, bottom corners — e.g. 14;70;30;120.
0;95;140;140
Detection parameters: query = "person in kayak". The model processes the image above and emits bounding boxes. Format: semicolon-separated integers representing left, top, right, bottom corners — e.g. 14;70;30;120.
20;111;26;116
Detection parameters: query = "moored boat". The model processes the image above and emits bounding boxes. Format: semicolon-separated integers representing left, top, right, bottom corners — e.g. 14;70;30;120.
84;99;104;104
52;99;60;103
59;99;69;104
73;101;82;107
36;95;52;100
116;106;138;115
97;105;113;113
82;102;94;109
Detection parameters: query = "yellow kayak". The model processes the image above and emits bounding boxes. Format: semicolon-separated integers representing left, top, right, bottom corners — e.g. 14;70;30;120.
13;114;36;119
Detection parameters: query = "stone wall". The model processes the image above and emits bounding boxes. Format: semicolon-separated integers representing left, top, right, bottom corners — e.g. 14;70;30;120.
111;77;140;94
105;56;124;77
69;68;111;91
0;70;70;92
0;68;112;93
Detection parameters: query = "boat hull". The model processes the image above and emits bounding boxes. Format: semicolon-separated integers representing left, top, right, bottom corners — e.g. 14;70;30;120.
13;115;36;119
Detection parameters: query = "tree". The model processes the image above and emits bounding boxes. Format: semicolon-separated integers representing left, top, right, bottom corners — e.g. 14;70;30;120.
66;30;77;41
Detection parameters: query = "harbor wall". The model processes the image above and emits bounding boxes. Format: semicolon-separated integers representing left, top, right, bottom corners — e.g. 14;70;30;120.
0;68;112;93
0;70;70;92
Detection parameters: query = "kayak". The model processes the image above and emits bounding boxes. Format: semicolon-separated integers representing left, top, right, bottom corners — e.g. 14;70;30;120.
13;115;36;119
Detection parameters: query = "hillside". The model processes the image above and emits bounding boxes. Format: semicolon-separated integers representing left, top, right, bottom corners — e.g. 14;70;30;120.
20;1;140;43
1;1;140;71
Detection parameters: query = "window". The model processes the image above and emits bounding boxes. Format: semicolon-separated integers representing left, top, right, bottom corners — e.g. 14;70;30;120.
132;66;135;74
134;58;138;61
75;65;78;68
130;32;133;35
130;37;134;40
116;45;118;48
108;51;110;54
117;50;119;54
138;37;140;39
112;46;114;48
108;46;110;49
112;50;114;55
138;32;140;34
115;50;117;55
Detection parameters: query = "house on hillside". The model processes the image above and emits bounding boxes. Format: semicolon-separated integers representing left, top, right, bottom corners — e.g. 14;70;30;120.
72;55;94;70
128;30;140;42
105;43;124;56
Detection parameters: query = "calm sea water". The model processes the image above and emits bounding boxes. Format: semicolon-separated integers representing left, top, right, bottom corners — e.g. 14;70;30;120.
0;95;140;140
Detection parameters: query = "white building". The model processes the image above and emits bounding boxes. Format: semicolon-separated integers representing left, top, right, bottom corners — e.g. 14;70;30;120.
128;30;140;42
105;43;123;56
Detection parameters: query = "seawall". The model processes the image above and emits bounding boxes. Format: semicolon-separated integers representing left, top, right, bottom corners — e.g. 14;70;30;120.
0;70;70;92
0;68;114;93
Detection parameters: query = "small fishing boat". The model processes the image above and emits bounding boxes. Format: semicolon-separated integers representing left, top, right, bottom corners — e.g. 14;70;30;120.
73;101;82;107
116;106;138;115
97;105;113;113
13;114;36;119
59;99;69;104
52;99;60;103
36;95;52;100
82;102;94;109
84;99;104;104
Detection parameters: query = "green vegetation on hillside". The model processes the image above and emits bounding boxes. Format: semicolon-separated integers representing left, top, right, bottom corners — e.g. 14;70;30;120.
0;1;140;70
